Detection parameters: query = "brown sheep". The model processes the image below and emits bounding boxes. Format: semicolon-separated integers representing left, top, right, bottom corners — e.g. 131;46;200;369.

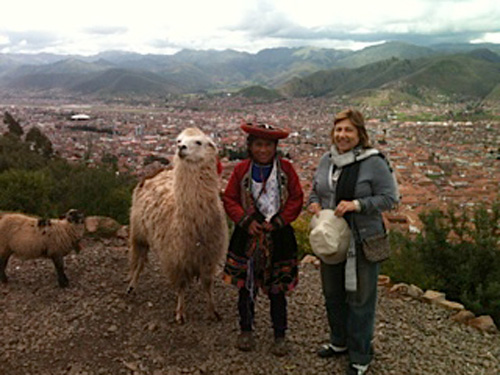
0;209;85;287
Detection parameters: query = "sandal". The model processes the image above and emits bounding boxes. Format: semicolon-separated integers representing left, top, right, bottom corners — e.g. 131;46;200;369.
317;343;348;358
271;337;289;357
346;363;369;375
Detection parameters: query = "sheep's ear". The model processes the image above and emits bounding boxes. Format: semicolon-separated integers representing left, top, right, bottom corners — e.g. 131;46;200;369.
208;141;216;149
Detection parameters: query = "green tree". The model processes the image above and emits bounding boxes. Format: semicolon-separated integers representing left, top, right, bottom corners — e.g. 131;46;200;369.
0;133;47;172
25;126;54;158
3;111;23;137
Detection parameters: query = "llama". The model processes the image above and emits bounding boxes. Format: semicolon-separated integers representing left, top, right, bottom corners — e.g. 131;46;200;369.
127;128;228;323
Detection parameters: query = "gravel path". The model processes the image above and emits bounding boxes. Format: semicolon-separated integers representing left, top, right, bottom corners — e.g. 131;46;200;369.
1;237;499;375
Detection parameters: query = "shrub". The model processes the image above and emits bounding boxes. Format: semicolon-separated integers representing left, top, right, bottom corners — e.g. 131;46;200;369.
0;169;54;216
0;129;136;224
292;212;313;259
383;200;500;326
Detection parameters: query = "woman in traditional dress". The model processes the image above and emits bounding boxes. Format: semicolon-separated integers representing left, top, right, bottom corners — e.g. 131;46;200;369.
223;119;303;357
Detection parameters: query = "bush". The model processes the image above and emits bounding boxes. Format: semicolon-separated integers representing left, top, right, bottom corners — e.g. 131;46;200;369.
0;169;54;216
383;201;500;326
0;130;136;224
292;212;313;259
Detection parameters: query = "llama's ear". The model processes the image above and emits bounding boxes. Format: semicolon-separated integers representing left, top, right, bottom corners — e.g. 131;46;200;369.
208;141;216;149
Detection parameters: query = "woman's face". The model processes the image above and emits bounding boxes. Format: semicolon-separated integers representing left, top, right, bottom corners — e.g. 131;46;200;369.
333;118;360;154
249;138;277;164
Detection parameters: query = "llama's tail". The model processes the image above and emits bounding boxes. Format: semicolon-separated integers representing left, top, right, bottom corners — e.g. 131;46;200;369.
126;237;149;294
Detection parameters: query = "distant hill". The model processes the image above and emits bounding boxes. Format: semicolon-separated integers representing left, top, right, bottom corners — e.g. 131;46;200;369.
2;59;108;91
336;41;436;68
236;85;283;101
431;42;500;55
71;69;183;96
281;51;500;102
1;41;500;100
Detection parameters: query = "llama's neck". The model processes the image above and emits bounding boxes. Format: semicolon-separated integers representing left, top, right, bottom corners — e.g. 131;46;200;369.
173;161;219;198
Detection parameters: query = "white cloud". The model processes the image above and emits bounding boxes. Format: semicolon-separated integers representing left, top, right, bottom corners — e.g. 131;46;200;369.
0;35;10;45
472;32;500;44
1;0;500;54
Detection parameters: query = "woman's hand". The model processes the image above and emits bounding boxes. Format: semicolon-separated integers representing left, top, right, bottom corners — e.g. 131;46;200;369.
308;202;322;217
334;200;356;217
248;220;264;236
263;221;274;232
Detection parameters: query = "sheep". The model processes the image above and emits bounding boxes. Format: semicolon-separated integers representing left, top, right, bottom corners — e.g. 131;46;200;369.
127;127;228;324
0;209;85;287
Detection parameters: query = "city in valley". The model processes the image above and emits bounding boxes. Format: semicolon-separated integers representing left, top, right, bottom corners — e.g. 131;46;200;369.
1;95;498;232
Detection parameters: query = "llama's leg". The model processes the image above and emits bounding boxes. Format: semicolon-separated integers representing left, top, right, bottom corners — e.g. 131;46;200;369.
0;253;12;283
202;273;221;321
175;287;186;324
51;254;69;288
127;239;148;294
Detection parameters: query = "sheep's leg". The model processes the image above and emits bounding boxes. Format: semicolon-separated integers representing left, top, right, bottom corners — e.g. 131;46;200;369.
202;274;221;321
127;239;148;294
175;288;186;324
51;255;69;288
0;254;11;283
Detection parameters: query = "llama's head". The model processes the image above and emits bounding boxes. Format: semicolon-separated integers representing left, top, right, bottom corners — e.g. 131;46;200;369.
175;128;217;164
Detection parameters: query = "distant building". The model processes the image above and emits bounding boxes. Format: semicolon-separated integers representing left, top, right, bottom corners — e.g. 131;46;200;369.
71;114;90;121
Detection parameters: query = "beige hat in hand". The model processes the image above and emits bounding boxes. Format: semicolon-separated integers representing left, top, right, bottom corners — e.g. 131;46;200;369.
309;209;350;264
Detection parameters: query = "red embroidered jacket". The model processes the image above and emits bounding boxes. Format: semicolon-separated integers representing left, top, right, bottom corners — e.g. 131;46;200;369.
223;158;304;229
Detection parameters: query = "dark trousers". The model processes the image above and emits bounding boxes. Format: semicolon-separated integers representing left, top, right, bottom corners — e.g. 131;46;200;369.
238;287;287;338
320;249;380;365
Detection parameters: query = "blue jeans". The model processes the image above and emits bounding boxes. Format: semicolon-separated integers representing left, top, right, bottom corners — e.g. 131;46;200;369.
320;247;380;365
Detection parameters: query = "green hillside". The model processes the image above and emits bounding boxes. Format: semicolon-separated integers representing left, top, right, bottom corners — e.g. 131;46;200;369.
404;55;500;99
336;41;436;68
280;57;418;97
281;52;500;102
72;69;183;96
236;85;283;101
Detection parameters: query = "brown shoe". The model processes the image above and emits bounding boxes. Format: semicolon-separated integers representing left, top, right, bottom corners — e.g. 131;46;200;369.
236;331;255;352
271;337;289;357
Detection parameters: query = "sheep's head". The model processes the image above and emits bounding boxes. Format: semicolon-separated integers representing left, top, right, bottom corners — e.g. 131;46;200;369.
175;128;217;164
64;209;85;224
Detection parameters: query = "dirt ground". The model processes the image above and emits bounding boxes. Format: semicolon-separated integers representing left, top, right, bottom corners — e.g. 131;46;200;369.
1;237;499;375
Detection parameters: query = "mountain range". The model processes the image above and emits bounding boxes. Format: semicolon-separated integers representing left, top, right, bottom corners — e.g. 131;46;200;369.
1;41;500;103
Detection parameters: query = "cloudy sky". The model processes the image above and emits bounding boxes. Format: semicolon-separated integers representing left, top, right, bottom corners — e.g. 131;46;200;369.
1;0;500;56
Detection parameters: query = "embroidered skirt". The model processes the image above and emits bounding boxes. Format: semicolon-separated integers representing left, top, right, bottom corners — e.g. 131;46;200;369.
223;224;298;294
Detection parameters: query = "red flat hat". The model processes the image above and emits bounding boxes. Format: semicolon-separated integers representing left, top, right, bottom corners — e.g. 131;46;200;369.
240;119;290;140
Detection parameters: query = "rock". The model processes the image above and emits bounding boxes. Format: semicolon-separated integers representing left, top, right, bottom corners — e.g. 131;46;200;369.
389;283;408;294
468;316;498;334
378;275;391;286
85;216;121;237
300;255;320;268
437;299;464;311
407;284;424;299
108;324;118;332
422;290;446;304
123;361;139;371
451;310;475;323
116;225;129;239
